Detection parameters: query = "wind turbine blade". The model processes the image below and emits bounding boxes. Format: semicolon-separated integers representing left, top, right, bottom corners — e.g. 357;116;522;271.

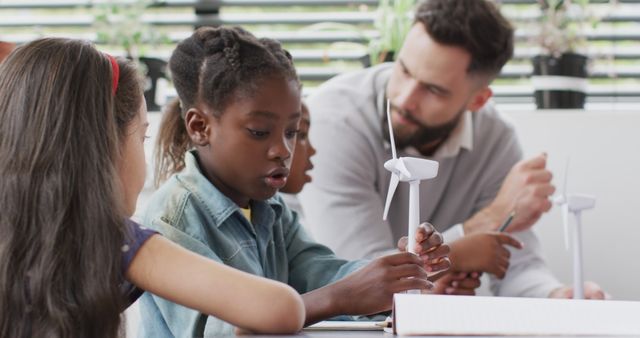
563;204;570;250
383;174;399;220
386;99;397;160
397;158;411;178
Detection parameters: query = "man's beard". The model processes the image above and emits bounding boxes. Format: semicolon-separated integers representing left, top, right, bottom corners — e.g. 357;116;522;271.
382;107;465;151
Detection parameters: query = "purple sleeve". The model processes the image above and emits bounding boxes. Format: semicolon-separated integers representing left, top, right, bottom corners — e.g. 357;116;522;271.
121;219;159;306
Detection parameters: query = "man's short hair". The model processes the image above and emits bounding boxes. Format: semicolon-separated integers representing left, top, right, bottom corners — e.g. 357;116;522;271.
414;0;514;78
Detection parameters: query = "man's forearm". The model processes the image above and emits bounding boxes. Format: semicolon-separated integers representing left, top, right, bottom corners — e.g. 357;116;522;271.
463;204;506;234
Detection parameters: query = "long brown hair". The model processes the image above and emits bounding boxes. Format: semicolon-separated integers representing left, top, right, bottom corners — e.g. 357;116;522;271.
0;38;142;337
154;26;299;186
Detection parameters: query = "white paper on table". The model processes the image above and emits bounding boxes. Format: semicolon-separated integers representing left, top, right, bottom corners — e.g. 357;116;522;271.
393;293;640;336
305;321;384;331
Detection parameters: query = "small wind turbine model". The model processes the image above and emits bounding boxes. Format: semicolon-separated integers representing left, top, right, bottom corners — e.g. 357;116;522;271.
553;158;596;299
382;99;439;262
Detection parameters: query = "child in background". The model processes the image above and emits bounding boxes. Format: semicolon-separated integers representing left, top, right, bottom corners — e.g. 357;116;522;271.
279;101;315;218
141;26;451;336
0;38;305;337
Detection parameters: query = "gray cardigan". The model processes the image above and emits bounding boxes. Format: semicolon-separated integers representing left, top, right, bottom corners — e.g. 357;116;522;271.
298;63;562;298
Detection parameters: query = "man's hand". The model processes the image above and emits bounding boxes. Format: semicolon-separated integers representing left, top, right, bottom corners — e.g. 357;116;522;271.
448;232;523;278
464;153;555;234
428;271;482;295
548;281;608;299
397;223;451;274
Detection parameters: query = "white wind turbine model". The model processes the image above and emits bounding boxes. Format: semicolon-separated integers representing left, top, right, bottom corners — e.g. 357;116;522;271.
553;158;596;299
382;100;439;264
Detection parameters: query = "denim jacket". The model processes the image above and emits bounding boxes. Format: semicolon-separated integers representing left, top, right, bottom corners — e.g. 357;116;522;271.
138;151;367;337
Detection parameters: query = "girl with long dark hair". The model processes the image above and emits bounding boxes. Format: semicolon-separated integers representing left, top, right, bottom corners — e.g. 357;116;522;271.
0;38;305;338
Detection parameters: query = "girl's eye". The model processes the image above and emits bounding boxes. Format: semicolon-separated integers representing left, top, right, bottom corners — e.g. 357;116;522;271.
428;86;443;96
401;64;410;76
247;129;269;138
143;135;150;142
285;129;300;139
298;132;308;141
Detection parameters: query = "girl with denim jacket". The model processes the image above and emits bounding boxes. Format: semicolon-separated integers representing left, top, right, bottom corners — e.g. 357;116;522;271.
140;26;451;337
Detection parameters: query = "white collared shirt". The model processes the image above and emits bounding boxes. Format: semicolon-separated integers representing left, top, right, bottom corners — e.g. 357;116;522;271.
404;110;474;160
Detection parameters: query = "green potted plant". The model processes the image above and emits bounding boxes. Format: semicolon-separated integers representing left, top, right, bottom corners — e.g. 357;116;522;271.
298;0;415;69
531;0;595;109
366;0;416;67
93;0;169;111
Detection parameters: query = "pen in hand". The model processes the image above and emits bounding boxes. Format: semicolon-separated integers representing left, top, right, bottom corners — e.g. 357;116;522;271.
498;210;516;232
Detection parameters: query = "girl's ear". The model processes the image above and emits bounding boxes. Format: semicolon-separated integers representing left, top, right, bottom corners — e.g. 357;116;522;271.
184;108;211;146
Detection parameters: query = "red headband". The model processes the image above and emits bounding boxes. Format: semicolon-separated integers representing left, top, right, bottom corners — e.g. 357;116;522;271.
106;54;119;95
